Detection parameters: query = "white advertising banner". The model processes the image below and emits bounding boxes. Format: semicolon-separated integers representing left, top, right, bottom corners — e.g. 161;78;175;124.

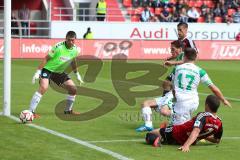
51;21;240;40
1;39;239;60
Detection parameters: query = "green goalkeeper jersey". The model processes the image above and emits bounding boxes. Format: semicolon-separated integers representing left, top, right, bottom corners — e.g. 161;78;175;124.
44;41;79;73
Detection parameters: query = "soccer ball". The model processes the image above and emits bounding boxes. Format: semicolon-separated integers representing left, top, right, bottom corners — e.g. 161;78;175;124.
19;110;34;123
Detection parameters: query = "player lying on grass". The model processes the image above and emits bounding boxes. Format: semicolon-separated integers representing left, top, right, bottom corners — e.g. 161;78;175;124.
29;31;84;118
146;95;223;152
136;80;174;132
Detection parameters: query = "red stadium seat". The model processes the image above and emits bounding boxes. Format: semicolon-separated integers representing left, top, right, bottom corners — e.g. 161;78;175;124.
148;7;154;14
179;0;184;5
134;7;144;15
169;0;177;4
30;22;37;35
204;0;215;8
131;15;140;22
127;7;134;15
197;17;205;23
166;7;173;13
188;0;195;7
195;0;203;8
214;16;223;23
155;7;163;15
228;8;236;16
123;0;132;7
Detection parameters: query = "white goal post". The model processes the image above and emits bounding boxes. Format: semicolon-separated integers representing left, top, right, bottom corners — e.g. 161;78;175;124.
3;0;11;116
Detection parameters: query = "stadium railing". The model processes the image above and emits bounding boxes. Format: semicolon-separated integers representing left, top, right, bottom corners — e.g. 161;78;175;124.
51;7;128;21
0;19;50;38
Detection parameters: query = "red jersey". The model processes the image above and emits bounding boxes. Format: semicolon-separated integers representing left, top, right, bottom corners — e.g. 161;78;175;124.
172;112;223;145
179;37;198;52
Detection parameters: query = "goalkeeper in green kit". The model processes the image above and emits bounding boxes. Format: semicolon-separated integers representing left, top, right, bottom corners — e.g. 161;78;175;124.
29;31;84;118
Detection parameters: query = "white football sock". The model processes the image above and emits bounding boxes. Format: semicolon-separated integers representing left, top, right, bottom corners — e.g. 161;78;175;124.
65;95;76;111
142;107;153;127
29;91;42;113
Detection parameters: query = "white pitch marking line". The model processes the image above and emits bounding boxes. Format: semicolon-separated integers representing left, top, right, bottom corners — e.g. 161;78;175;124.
199;92;240;102
98;77;240;102
223;137;240;140
89;139;144;143
89;137;240;143
8;115;133;160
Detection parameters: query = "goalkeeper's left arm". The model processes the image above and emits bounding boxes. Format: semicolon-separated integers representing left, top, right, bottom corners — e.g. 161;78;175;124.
71;59;84;84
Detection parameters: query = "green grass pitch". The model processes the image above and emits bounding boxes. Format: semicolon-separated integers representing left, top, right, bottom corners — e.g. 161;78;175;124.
0;60;239;160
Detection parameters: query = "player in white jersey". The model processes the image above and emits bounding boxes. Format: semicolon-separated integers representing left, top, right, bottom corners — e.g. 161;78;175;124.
171;48;231;125
136;80;174;132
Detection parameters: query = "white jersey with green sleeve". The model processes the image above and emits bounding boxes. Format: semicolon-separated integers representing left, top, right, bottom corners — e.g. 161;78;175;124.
172;63;213;102
44;41;79;73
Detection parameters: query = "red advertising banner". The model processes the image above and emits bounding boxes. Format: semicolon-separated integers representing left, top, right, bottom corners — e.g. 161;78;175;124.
0;39;239;60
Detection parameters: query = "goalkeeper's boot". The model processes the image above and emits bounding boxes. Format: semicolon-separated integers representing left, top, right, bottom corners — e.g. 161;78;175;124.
64;110;80;115
136;125;153;132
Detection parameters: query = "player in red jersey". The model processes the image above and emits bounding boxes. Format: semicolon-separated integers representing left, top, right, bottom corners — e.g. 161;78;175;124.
146;95;224;152
164;22;198;67
177;22;197;51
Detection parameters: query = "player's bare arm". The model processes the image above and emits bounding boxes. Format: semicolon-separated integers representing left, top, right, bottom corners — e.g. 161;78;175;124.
164;60;184;66
165;55;177;61
208;84;231;107
179;127;201;152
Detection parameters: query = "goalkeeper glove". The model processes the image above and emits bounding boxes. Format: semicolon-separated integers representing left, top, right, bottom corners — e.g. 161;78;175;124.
75;72;84;85
32;69;41;84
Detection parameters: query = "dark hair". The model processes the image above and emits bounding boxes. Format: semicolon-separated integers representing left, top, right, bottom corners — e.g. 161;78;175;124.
145;132;158;145
184;48;197;61
177;22;188;28
66;31;77;38
205;95;220;113
171;40;182;49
